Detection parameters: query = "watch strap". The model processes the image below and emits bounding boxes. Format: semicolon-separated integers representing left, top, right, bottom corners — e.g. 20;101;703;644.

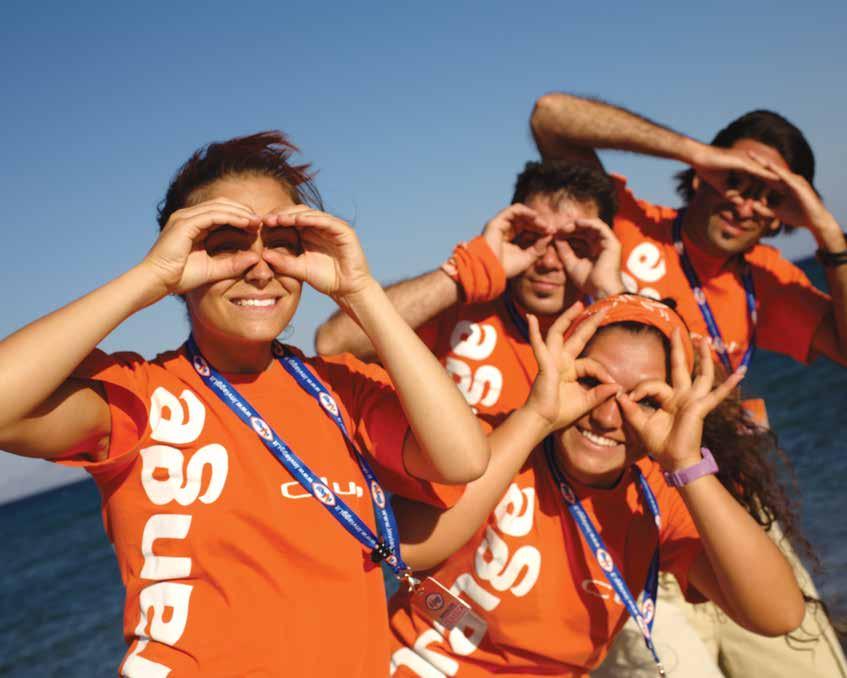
663;447;718;487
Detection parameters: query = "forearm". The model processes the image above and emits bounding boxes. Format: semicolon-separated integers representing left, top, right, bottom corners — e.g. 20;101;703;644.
0;264;165;430
531;92;706;166
818;224;847;358
340;279;486;483
681;475;804;634
315;269;459;358
399;407;549;570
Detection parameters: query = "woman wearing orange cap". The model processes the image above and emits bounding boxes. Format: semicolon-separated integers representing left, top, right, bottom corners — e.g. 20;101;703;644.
390;294;805;677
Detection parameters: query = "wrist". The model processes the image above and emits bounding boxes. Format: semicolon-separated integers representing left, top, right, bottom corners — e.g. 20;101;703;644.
682;138;711;167
813;222;846;252
335;276;382;319
517;402;557;441
128;263;173;308
662;447;718;487
592;274;626;299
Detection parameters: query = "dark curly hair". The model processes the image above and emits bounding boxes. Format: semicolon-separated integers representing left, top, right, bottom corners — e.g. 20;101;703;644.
512;161;617;226
157;130;322;230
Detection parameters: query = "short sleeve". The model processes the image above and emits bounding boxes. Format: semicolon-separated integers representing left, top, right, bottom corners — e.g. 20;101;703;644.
54;349;151;476
656;483;705;603
315;353;463;509
752;249;831;363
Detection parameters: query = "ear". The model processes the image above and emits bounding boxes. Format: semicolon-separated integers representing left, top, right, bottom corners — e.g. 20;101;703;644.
691;174;702;192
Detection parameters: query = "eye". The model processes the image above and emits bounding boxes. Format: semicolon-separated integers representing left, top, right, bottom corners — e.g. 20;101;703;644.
577;376;600;389
636;397;661;412
263;228;301;254
205;226;252;256
766;192;783;209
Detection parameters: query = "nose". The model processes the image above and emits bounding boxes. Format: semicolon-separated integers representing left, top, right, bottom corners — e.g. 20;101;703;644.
243;236;274;287
588;396;622;431
536;242;563;271
734;198;756;220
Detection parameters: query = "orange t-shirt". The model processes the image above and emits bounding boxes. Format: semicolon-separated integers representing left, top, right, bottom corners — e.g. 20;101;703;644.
399;301;702;676
613;175;831;368
388;455;703;677
416;297;538;428
57;346;460;677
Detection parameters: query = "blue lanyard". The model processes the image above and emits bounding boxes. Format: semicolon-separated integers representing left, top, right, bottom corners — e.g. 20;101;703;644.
184;337;408;576
672;212;757;373
544;437;665;676
503;291;530;340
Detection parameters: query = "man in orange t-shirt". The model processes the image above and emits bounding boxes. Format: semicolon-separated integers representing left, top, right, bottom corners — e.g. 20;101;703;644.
55;346;462;677
531;93;847;677
531;95;847;374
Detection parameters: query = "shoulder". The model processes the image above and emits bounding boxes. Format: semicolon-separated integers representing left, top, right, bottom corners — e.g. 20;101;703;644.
745;243;811;285
298;347;393;390
611;174;677;244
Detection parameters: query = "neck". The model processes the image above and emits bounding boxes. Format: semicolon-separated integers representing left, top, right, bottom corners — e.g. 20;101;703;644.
192;329;274;374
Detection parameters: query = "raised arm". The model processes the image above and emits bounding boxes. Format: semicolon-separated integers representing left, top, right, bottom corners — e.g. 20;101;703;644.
263;208;490;483
397;306;619;570
0;199;264;460
617;333;804;636
742;150;847;366
530;92;776;193
314;204;553;359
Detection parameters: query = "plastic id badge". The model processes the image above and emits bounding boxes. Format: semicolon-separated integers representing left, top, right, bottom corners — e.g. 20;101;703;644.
410;576;481;631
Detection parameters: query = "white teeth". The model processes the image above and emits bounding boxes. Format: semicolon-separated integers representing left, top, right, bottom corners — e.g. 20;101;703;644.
233;298;276;307
579;429;618;448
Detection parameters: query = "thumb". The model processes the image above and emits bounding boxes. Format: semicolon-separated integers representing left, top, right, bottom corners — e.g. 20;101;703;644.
616;391;648;432
205;251;261;284
263;249;307;281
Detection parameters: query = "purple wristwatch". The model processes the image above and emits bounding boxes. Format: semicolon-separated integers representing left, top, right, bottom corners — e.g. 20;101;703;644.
663;447;718;487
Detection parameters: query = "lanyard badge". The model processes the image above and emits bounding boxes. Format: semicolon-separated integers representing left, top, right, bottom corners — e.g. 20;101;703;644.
672;213;757;373
185;337;407;576
185;338;479;631
544;437;666;677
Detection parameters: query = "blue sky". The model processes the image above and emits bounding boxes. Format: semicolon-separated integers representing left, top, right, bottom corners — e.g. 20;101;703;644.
1;0;845;502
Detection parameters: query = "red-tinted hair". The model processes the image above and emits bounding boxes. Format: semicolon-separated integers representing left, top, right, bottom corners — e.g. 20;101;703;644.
156;131;322;229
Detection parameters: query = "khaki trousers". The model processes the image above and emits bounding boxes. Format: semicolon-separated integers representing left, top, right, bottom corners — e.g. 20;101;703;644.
592;532;846;678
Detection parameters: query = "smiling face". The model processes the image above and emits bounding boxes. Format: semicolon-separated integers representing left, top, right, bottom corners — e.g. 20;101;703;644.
184;174;303;362
557;326;668;488
509;193;599;315
686;139;789;257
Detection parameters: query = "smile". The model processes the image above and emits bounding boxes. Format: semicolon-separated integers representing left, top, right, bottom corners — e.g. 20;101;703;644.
230;298;279;307
578;428;619;448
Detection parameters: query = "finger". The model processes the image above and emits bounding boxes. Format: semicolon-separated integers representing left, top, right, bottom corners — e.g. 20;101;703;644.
628;380;675;408
203;250;262;284
700;366;747;414
562;308;608;357
669;328;692;390
275;211;353;238
574;357;616;385
262;204;315;226
553;239;580;269
750;200;776;220
176;210;261;240
172;199;261;224
583;383;622;410
546;301;585;355
261;249;308;281
690;336;715;398
616;392;649;431
527;314;554;374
